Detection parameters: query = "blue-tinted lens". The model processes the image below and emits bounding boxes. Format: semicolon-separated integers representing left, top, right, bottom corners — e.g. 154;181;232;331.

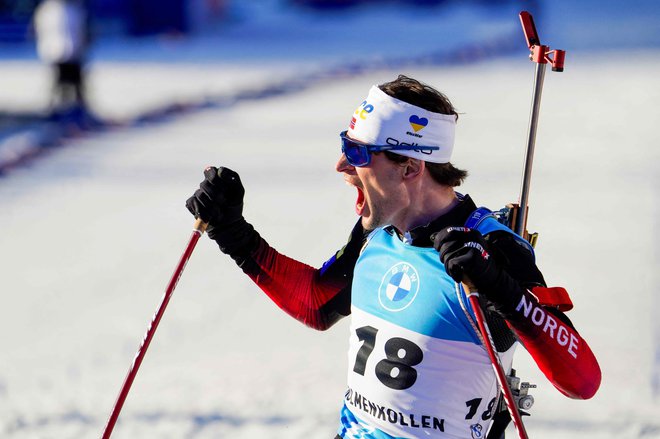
340;132;371;167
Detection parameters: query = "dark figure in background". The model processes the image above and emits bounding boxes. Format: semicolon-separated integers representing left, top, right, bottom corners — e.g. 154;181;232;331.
34;0;89;116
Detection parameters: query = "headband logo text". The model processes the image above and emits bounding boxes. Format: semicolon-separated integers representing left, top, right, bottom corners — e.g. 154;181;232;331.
355;100;375;120
386;137;433;156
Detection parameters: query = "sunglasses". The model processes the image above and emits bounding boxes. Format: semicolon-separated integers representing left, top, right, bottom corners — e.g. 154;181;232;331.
340;131;439;167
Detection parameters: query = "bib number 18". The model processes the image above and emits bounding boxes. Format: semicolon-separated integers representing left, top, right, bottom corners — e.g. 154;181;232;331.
353;326;424;390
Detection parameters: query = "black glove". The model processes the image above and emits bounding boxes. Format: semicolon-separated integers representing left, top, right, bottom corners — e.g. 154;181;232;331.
433;227;523;313
186;167;259;260
186;166;244;227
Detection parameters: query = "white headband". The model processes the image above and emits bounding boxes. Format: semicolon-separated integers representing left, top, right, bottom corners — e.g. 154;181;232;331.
347;86;456;163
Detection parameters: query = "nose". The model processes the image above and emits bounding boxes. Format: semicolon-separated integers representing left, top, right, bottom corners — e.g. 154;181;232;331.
335;153;355;173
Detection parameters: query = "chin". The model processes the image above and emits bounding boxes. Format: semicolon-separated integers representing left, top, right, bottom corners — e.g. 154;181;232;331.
361;215;384;231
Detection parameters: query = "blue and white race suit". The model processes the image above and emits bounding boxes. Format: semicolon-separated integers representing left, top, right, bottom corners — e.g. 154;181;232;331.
338;227;514;439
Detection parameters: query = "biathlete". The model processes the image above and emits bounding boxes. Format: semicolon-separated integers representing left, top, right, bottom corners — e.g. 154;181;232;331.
186;75;601;439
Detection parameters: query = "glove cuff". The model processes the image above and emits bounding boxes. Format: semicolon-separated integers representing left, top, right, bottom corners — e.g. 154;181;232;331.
207;217;260;264
478;267;525;318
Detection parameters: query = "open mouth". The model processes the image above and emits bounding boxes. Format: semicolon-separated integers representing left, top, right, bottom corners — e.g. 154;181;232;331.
342;173;366;217
355;186;365;216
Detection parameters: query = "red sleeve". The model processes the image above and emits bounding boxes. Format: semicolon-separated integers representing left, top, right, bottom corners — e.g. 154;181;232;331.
244;238;350;330
507;287;601;399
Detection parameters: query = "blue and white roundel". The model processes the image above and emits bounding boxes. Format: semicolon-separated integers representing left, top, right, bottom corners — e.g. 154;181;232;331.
378;262;420;312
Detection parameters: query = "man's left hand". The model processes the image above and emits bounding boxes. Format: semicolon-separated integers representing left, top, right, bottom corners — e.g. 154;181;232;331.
432;227;500;291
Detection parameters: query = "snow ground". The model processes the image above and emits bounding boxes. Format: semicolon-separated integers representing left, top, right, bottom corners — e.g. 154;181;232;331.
1;1;659;438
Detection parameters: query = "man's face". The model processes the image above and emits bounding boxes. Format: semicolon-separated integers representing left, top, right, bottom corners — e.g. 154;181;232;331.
335;150;406;231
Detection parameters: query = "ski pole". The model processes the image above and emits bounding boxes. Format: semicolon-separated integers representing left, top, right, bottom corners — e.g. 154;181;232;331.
515;11;565;236
462;282;529;439
101;218;207;439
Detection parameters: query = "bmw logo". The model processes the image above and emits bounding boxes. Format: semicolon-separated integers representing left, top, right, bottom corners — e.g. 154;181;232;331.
378;262;420;312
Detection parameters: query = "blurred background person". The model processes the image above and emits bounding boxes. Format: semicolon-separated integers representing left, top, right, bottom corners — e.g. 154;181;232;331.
33;0;89;117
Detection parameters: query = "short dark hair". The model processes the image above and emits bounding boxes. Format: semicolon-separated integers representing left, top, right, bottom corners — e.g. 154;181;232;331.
378;75;468;187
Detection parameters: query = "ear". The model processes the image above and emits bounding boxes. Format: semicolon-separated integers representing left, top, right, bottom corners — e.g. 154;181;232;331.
402;158;424;180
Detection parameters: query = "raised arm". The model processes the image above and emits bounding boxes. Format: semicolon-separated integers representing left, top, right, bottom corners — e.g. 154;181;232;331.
186;166;364;330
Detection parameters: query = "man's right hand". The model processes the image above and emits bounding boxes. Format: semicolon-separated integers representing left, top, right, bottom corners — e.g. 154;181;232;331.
186;166;260;260
185;166;245;229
